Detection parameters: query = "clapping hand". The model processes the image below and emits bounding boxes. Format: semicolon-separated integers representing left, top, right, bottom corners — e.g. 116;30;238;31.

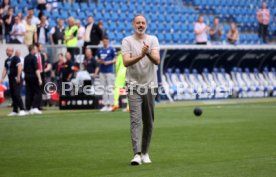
142;41;149;57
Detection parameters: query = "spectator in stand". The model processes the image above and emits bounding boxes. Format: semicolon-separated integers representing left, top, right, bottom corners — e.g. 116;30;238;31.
10;15;26;44
36;14;49;44
256;2;270;43
60;51;74;96
24;7;40;25
52;53;64;94
3;7;15;43
209;17;223;44
98;20;108;38
24;16;37;45
76;19;85;48
227;22;239;45
50;18;64;45
1;0;10;16
84;16;102;56
83;48;99;78
16;12;24;23
50;18;64;62
64;16;78;62
43;52;52;85
194;15;209;45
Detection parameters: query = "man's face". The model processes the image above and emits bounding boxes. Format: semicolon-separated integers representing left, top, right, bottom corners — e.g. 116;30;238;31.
85;49;92;58
15;50;20;57
262;2;267;9
8;8;13;15
28;9;34;16
214;18;219;25
66;52;71;60
68;18;74;26
6;48;13;57
88;17;93;24
38;44;43;51
27;18;32;25
76;21;80;27
103;39;109;47
14;16;19;24
133;16;147;35
41;16;47;23
34;46;38;54
199;16;204;23
58;19;64;27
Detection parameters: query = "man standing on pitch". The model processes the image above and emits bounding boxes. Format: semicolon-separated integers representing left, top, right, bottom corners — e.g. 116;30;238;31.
1;47;27;116
121;15;160;165
24;45;43;114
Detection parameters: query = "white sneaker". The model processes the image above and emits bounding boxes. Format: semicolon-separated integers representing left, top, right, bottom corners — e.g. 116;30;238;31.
100;106;108;112
30;108;42;114
106;106;112;112
130;154;142;165
18;110;27;116
7;112;17;116
141;153;152;164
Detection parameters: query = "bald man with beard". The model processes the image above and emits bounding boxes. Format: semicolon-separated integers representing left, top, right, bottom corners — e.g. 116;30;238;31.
1;47;27;116
121;15;160;165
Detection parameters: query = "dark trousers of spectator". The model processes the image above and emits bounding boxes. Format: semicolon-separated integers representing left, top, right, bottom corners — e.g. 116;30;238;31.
9;78;24;113
10;38;21;44
67;47;78;62
258;23;268;43
5;34;11;43
25;76;41;110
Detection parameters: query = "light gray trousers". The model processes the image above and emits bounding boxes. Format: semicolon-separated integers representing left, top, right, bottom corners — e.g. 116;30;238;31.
99;73;115;106
128;88;156;155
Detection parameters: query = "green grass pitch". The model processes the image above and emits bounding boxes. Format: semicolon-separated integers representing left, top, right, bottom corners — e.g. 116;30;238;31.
0;98;276;177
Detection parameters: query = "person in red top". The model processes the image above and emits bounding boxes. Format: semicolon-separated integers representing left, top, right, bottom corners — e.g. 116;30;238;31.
256;2;270;43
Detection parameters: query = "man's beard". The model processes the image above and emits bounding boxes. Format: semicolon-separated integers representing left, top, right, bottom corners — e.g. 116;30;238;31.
135;26;147;34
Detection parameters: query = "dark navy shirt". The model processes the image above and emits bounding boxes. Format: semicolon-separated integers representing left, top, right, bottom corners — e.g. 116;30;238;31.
97;46;116;73
4;56;21;79
24;53;38;78
84;57;98;74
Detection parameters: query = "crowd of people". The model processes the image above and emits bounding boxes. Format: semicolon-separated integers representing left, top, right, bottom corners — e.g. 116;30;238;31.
0;0;106;53
0;0;273;46
194;2;271;45
0;0;274;116
0;36;125;115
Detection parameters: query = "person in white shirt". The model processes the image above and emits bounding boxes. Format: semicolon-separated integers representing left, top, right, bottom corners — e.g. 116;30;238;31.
10;15;26;44
23;7;40;26
36;15;49;44
194;15;209;45
76;20;85;47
